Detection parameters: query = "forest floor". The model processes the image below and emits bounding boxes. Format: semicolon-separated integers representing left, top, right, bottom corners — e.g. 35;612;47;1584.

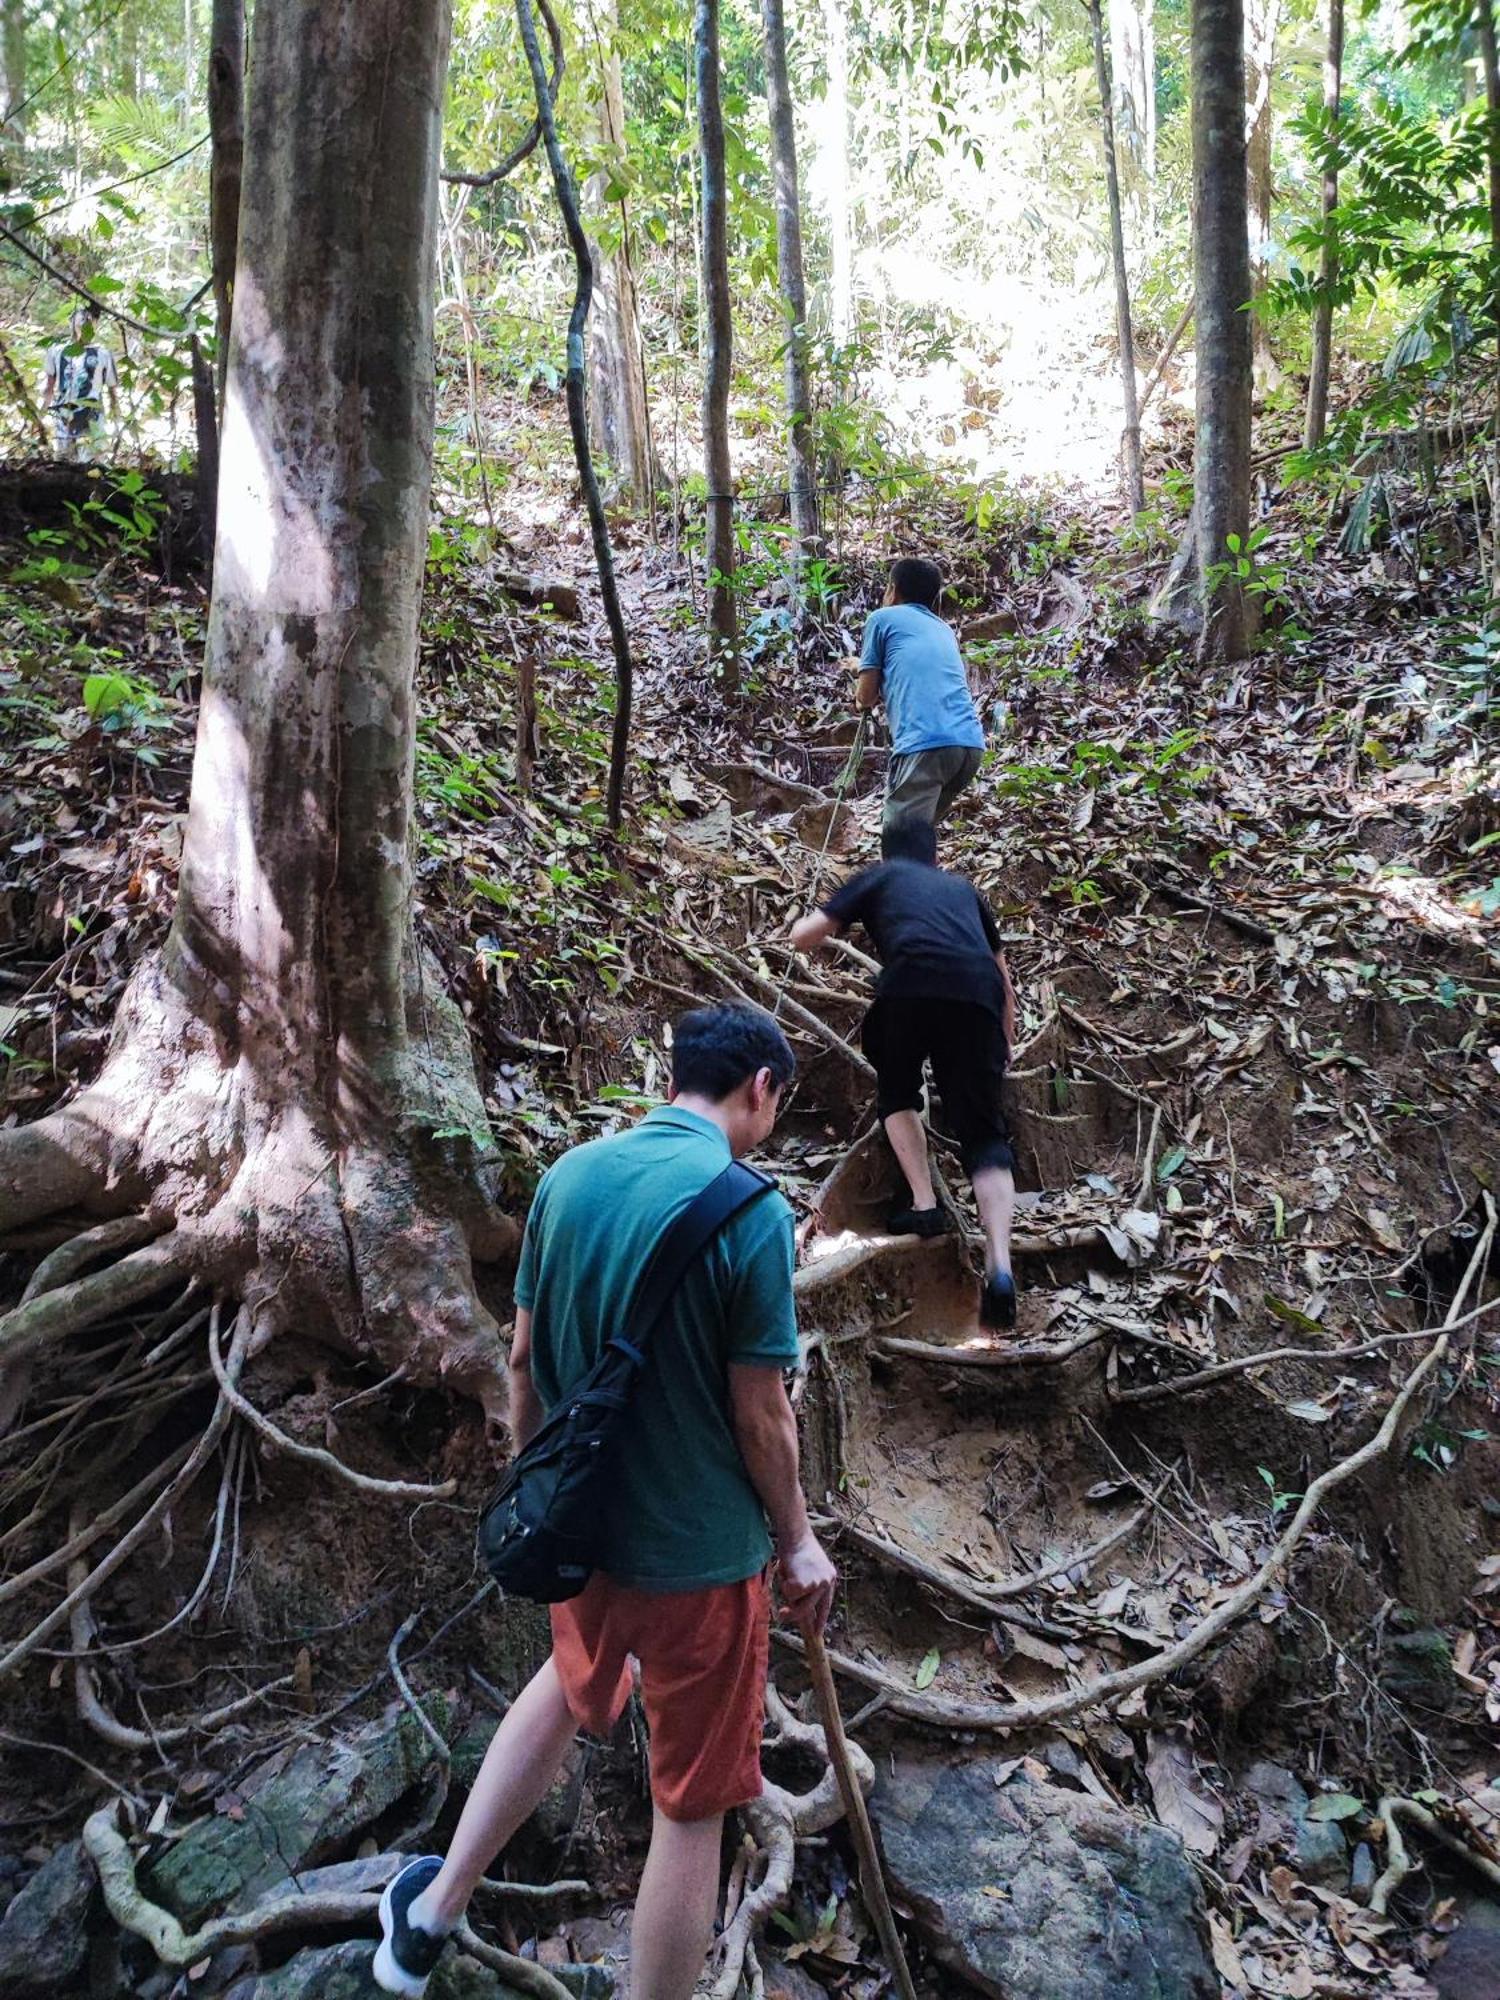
0;412;1498;2000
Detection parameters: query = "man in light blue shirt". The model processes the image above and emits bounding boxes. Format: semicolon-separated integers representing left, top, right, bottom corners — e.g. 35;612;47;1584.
854;556;985;834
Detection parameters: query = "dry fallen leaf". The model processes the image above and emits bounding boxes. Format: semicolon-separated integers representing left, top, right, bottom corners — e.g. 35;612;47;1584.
1146;1729;1224;1857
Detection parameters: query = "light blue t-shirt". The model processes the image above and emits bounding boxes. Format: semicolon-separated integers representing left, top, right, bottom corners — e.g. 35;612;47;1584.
861;602;984;756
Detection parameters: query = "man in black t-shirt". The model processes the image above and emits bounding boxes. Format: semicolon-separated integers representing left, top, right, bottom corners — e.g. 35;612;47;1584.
790;819;1019;1328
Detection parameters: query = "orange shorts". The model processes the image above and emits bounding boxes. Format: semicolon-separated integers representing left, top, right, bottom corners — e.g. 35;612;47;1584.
549;1568;770;1822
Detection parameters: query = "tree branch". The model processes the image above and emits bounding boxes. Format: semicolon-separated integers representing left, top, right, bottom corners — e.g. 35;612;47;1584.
442;0;564;187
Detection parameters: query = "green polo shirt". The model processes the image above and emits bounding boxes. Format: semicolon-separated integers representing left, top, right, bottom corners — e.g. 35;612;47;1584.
514;1105;800;1591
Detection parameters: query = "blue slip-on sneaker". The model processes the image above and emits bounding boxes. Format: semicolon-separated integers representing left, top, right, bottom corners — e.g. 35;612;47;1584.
980;1269;1017;1330
374;1855;448;1998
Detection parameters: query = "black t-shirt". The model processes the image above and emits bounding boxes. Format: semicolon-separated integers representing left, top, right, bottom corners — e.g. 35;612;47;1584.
822;858;1005;1014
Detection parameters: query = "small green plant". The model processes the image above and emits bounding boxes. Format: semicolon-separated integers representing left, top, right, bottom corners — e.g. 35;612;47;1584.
1258;1466;1303;1517
79;667;172;761
1205;527;1311;642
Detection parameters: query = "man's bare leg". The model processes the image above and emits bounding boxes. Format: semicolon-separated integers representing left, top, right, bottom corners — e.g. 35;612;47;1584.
883;1108;937;1212
972;1163;1015;1276
413;1656;578;1930
630;1806;724;2000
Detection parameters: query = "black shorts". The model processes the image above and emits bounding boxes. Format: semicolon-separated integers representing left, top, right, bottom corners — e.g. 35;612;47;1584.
862;996;1015;1178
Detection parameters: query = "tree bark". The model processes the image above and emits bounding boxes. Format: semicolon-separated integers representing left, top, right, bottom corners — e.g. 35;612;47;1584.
1244;0;1280;383
696;0;738;680
1191;0;1256;658
1303;0;1342;450
820;0;853;345
1108;0;1155;190
0;0;508;1409
208;0;244;414
583;0;656;514
2;0;24;145
763;0;822;578
1479;0;1500;601
1087;0;1145;514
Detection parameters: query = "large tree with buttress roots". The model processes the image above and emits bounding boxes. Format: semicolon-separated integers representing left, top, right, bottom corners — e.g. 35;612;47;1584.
0;0;510;1416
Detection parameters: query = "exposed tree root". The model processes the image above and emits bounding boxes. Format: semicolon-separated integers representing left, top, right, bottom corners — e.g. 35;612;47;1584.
455;1922;576;2000
0;1314;247;1683
778;1203;1493;1734
1112;1296;1500;1403
1370;1796;1500;1915
84;1805;577;1997
877;1324;1107;1368
0;1440;195;1609
827;1478;1163;1611
710;1682;872;2000
0;947;514;1412
19;1213;166;1303
0;1230;196;1365
208;1304;458;1500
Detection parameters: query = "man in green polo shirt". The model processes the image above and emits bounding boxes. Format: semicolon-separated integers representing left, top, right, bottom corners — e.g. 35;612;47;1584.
375;1003;837;2000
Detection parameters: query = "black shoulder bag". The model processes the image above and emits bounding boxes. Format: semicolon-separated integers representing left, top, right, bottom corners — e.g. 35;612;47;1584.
478;1159;775;1604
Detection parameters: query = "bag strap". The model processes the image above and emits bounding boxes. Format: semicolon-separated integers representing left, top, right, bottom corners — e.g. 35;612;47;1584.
609;1160;776;1368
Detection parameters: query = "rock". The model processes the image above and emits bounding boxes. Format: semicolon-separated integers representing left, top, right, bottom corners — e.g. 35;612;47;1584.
1381;1628;1454;1711
961;609;1018;644
225;1940;529;2000
760;1952;830;1998
494;568;581;622
145;1702;454;1927
1433;1889;1500;2000
1349;1842;1377;1904
872;1753;1217;1999
0;1838;97;1997
1241;1760;1348;1887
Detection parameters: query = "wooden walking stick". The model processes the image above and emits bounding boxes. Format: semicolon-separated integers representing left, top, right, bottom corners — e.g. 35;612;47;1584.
805;1625;920;2000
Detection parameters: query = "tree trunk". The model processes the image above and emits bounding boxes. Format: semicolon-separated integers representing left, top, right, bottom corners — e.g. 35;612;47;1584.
1479;0;1500;601
584;0;656;514
2;0;23;144
820;0;853;345
1108;0;1155;191
0;0;508;1409
697;0;738;679
1303;0;1342;450
1191;0;1256;659
1244;0;1280;385
763;0;821;580
1088;0;1145;515
208;0;245;415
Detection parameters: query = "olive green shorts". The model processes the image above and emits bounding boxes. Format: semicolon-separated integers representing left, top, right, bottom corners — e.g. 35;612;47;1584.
883;744;984;832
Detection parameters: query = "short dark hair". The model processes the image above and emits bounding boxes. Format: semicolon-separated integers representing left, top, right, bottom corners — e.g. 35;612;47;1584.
671;1002;796;1099
881;817;938;864
889;557;943;609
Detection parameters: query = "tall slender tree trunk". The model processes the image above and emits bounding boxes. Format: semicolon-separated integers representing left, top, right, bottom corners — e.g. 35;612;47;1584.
1108;0;1155;192
762;0;821;580
696;0;738;680
1244;0;1280;384
1087;0;1145;514
1478;0;1500;600
1192;0;1256;659
208;0;244;414
1303;0;1342;450
2;0;24;146
584;0;656;514
0;0;507;1408
184;0;197;107
821;0;853;345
